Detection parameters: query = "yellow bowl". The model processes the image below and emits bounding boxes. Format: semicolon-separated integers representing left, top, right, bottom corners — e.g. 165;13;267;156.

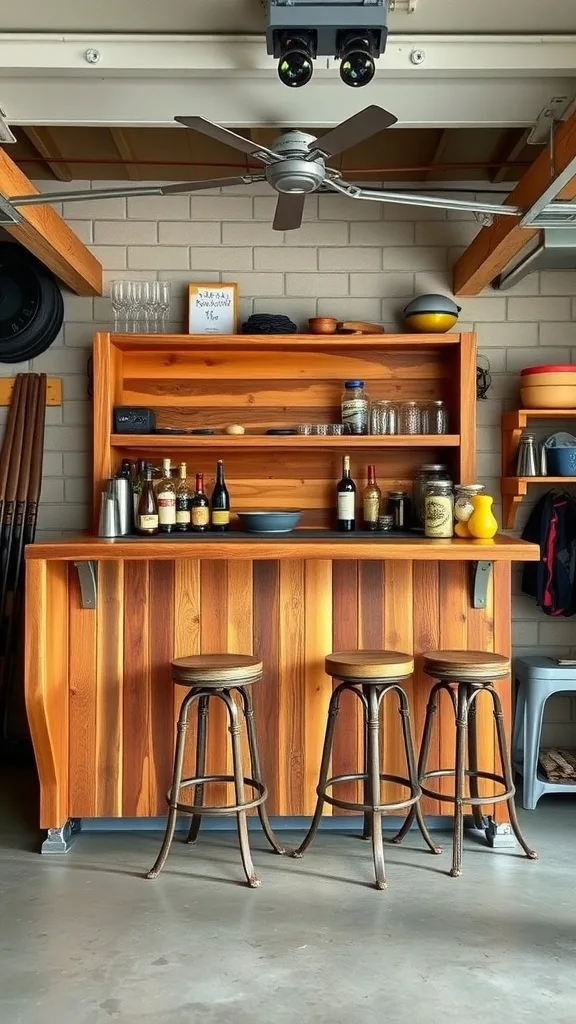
404;312;458;334
520;384;576;409
521;371;576;387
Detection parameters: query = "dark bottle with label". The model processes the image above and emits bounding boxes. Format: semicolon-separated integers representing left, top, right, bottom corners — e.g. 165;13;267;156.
337;454;356;531
136;464;159;535
132;457;147;522
118;458;133;479
191;473;210;532
210;460;230;532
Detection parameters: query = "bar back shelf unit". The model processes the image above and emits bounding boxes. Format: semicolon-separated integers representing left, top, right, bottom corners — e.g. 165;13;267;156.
502;408;576;529
94;331;477;527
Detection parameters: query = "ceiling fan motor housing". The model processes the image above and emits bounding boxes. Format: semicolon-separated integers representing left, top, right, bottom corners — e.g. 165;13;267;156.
266;130;326;194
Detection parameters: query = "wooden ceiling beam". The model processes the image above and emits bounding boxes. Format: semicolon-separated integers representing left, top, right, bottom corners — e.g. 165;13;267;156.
425;129;451;182
0;147;102;296
20;126;73;182
490;128;529;184
453;112;576;295
110;128;140;180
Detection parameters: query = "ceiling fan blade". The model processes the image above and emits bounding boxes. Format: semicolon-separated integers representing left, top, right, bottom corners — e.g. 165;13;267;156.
272;193;305;231
10;175;266;208
307;105;398;160
160;174;265;194
175;116;278;163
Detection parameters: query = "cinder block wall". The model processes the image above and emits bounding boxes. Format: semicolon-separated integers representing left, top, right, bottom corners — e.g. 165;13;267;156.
7;180;576;700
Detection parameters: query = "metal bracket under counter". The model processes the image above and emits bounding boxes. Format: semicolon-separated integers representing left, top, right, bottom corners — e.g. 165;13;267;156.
471;560;493;609
73;561;98;609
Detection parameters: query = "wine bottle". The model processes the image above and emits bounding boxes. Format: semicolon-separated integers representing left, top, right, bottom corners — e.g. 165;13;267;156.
337;455;356;531
155;458;177;533
136;464;159;535
175;462;191;532
132;458;147;522
363;464;381;531
191;473;210;532
210;460;230;532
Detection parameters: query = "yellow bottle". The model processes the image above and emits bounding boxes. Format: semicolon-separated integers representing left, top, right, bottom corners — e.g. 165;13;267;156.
467;494;498;539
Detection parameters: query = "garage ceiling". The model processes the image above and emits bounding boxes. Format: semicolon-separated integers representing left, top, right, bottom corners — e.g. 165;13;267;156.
3;0;576;35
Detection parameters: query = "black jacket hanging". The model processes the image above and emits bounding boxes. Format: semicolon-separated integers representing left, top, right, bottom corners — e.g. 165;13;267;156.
521;490;576;617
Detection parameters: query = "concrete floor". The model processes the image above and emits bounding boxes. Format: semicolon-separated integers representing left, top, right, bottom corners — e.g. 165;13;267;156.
1;770;576;1024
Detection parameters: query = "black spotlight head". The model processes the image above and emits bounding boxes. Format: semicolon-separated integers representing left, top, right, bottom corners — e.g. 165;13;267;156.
339;36;376;88
278;36;314;88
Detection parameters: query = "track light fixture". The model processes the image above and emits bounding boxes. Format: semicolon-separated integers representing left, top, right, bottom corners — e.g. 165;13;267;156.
338;32;377;88
277;33;316;88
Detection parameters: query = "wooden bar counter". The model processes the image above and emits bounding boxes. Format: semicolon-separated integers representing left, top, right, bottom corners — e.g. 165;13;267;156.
24;332;539;842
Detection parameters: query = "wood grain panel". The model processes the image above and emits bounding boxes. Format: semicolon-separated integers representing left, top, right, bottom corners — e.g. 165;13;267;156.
304;560;333;815
383;561;414;804
438;562;469;799
95;561;124;816
412;561;441;815
198;560;229;807
278;559;305;815
467;567;496;801
226;560;253;806
148;560;175;814
122;561;151;816
253;560;280;811
69;566;97;817
174;558;201;781
331;560;360;812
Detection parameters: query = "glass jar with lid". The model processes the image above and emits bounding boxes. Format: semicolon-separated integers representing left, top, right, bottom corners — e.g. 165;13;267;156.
424;480;454;538
423;400;448;435
413;464;451;528
398;401;422;435
341;380;369;435
454;484;485;525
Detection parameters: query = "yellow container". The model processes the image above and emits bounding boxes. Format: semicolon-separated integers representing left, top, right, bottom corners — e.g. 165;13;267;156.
468;495;498;540
404;312;458;334
520;384;576;409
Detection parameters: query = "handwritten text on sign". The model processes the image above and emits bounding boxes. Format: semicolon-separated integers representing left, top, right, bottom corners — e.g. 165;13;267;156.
189;284;237;334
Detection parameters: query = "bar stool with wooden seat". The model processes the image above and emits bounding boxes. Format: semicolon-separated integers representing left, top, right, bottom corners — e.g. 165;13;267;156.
146;654;285;888
293;650;442;890
392;651;538;877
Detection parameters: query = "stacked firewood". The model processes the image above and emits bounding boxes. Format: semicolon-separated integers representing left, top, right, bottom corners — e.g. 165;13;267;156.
0;374;47;744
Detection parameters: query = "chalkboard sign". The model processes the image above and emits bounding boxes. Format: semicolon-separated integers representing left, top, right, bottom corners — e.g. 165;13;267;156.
188;283;238;335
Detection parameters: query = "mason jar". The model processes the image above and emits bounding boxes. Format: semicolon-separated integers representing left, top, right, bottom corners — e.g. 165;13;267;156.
424;480;454;538
454;483;485;524
413;464;451;528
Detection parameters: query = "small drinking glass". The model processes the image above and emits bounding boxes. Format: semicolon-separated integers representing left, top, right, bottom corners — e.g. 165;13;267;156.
423;400;448;435
312;424;329;435
297;425;313;435
328;424;345;435
398;401;422;435
370;400;398;435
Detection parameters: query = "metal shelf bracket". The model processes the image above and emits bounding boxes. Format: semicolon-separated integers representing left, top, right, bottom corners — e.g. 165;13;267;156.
471;560;492;609
73;560;98;609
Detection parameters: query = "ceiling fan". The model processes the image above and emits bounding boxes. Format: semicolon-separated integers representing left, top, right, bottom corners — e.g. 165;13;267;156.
4;105;523;227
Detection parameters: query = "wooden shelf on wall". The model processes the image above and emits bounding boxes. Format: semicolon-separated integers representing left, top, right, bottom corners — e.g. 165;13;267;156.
0;377;62;407
502;408;576;528
111;433;461;450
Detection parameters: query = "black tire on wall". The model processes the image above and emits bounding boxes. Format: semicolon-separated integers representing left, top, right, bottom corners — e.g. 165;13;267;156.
0;242;64;364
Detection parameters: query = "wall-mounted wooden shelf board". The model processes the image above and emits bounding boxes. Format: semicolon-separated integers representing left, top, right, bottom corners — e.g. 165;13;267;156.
502;407;576;527
0;377;62;406
111;433;461;450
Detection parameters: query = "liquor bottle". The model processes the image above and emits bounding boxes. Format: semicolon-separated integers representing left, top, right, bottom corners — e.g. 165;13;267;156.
210;460;230;532
191;473;210;532
337;455;356;531
132;458;147;522
155;458;176;533
118;458;133;480
363;465;381;531
136;464;159;535
175;462;191;532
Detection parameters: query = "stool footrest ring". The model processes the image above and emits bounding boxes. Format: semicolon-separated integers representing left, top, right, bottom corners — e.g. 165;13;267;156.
167;775;267;815
319;771;421;814
420;768;514;807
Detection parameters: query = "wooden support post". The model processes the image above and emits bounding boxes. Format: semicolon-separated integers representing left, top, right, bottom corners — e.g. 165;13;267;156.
453;110;576;295
0;147;102;296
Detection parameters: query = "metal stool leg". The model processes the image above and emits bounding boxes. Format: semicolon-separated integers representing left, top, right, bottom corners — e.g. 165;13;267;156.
362;700;372;841
147;688;199;879
393;685;442;856
392;680;444;845
466;684;486;830
489;684;538;861
450;682;468;878
221;689;260;888
366;685;386;890
186;694;209;844
293;683;344;858
240;687;285;856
